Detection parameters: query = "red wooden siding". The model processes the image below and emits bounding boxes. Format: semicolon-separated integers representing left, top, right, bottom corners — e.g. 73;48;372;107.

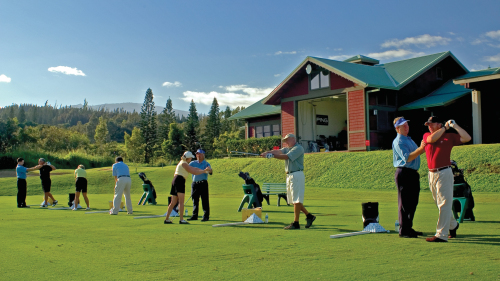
330;72;355;90
282;74;308;98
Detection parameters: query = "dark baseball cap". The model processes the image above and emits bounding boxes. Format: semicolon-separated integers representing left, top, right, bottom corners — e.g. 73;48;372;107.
424;116;443;126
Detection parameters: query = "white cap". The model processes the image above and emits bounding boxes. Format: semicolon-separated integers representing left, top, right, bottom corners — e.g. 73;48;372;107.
183;151;195;159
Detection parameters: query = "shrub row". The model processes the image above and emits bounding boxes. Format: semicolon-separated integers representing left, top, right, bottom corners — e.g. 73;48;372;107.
226;136;281;155
0;150;115;169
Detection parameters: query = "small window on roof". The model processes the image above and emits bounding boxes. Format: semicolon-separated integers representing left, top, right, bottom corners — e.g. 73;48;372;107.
436;67;443;80
310;70;329;90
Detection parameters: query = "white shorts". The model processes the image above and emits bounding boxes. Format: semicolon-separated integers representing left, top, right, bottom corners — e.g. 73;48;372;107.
286;171;305;204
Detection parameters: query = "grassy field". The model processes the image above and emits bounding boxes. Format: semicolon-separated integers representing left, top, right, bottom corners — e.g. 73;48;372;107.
1;190;499;280
1;144;499;280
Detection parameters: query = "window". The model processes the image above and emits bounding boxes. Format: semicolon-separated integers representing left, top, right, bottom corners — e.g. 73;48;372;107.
310;71;330;90
436;67;443;80
263;125;271;137
253;124;281;138
256;126;263;138
272;124;280;136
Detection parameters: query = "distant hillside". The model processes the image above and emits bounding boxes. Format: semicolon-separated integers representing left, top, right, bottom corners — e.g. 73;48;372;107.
72;102;189;117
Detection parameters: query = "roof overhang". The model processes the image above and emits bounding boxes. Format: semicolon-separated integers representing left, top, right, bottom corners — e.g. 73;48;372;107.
399;80;472;111
453;73;500;85
262;57;366;105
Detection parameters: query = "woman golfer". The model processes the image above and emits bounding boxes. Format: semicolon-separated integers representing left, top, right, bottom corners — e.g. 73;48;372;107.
73;165;90;211
164;151;210;224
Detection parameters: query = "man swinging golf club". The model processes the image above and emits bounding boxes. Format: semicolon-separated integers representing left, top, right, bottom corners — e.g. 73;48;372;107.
261;133;316;229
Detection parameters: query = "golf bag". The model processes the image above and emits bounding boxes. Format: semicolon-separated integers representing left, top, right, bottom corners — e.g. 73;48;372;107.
238;172;264;208
138;172;157;200
451;160;475;221
362;202;379;228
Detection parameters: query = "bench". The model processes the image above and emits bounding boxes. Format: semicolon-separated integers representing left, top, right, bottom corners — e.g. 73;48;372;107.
261;183;289;206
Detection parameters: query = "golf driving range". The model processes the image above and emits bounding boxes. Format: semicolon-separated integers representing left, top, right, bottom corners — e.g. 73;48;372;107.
1;144;499;280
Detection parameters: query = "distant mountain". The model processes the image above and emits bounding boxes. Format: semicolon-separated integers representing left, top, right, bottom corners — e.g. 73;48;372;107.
71;102;189;117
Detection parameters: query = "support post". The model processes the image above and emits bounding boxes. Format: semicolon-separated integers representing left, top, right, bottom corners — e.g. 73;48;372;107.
471;90;482;144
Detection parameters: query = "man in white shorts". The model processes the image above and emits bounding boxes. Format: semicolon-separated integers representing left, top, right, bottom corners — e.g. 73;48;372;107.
261;133;316;230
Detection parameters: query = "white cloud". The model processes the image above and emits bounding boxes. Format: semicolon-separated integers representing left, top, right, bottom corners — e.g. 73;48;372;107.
488;43;500;48
381;34;451;48
162;81;182;87
367;49;426;60
48;66;86;76
471;38;486;45
449;32;456;36
274;74;281;77
456;37;465;42
275;51;297;55
334;48;343;51
469;64;488;71
181;85;274;108
328;55;352;61
484;53;500;62
485;30;500;40
0;74;11;83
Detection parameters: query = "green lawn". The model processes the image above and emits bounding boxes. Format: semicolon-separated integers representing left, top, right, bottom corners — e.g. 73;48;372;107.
1;186;499;279
1;144;499;280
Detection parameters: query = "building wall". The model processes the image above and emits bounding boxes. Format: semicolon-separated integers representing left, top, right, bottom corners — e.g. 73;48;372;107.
330;72;355;90
347;89;366;150
281;101;295;136
282;74;308;98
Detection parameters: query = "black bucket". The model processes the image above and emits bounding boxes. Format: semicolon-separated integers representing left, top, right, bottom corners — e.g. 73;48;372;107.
68;193;75;207
362;202;379;227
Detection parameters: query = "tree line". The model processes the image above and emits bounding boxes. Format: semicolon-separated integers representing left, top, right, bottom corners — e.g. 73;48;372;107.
0;89;246;164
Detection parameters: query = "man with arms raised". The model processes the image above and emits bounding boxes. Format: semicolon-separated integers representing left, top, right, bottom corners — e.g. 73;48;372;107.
261;133;316;230
423;116;471;242
39;158;58;207
392;117;426;238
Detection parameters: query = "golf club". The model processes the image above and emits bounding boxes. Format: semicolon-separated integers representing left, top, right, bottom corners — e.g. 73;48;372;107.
229;151;260;156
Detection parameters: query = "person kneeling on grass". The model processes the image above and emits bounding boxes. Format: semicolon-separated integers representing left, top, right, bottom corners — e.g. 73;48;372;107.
73;165;90;211
164;151;211;225
38;158;58;208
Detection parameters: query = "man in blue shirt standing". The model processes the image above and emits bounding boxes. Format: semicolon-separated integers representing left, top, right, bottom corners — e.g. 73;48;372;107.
16;158;41;208
110;156;133;215
187;149;213;221
392;117;426;238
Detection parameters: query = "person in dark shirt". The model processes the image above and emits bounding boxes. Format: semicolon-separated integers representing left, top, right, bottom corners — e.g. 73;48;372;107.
38;158;58;207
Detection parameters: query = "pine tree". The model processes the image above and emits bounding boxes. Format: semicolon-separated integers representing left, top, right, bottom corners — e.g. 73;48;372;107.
184;99;199;153
18;106;26;123
31;106;38;123
157;97;176;142
140;88;157;163
221;106;232;133
204;97;221;154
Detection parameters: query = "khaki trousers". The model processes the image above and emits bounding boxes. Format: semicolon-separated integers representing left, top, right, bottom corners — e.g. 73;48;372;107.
428;168;458;240
111;177;133;215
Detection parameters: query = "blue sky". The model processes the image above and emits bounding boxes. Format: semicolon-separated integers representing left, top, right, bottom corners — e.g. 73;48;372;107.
1;0;499;113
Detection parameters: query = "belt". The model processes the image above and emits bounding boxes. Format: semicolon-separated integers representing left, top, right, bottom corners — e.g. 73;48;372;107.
118;175;130;178
429;166;450;173
194;180;207;184
286;170;303;174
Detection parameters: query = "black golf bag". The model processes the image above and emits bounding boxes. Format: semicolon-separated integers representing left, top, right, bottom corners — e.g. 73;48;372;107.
138;172;157;200
238;172;264;208
451;160;475;221
362;202;379;228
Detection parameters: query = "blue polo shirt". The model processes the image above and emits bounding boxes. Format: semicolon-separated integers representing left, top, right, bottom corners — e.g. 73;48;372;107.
16;165;28;179
112;161;130;178
189;160;211;182
392;134;420;171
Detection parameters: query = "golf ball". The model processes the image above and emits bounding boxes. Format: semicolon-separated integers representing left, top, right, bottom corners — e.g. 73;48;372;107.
266;153;274;158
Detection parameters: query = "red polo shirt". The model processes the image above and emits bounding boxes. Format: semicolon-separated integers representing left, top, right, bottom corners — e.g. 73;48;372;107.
423;132;462;169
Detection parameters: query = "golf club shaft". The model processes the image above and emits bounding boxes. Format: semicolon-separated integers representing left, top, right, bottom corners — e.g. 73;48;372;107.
230;151;260;156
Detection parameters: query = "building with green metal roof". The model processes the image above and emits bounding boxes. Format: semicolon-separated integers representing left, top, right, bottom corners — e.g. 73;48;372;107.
233;51;499;150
